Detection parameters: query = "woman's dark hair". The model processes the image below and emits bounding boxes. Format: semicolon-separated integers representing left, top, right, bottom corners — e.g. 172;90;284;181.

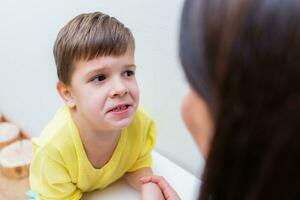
180;0;300;199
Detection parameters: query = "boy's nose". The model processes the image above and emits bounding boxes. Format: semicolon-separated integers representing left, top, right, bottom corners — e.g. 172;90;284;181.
110;87;129;97
109;79;129;98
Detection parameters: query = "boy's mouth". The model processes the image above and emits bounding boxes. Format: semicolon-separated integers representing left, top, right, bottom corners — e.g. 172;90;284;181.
107;104;131;113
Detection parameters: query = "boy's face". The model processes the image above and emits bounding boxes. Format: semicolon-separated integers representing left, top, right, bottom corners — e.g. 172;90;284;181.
66;48;139;132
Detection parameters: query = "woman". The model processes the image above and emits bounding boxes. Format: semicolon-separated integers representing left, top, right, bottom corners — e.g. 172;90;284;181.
142;0;300;199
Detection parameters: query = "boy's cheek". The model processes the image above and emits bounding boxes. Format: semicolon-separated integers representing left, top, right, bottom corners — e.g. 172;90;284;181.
131;85;140;101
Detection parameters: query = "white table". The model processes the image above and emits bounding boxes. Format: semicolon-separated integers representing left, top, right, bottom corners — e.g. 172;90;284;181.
83;151;201;200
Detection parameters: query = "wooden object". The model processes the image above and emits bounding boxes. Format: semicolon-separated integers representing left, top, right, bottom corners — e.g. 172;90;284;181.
0;122;21;149
0;140;31;179
0;114;30;200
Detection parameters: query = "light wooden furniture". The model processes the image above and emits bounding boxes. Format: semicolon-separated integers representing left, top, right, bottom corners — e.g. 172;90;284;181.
0;172;29;200
0;115;30;200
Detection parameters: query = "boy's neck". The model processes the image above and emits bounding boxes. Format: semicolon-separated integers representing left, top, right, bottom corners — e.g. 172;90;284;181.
70;108;122;168
70;109;121;143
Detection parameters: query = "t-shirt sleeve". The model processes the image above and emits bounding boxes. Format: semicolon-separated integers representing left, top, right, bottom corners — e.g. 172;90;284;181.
29;146;82;200
127;120;156;172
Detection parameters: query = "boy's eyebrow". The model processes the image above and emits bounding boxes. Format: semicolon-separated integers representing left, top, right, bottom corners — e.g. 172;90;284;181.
124;64;136;69
86;67;109;78
86;64;136;77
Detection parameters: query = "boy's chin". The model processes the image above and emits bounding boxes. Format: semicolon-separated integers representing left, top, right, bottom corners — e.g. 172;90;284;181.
109;117;134;130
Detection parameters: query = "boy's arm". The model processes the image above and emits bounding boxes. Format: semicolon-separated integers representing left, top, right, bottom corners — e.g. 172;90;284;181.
124;115;164;198
125;117;156;189
141;176;181;200
124;167;165;200
30;147;82;200
141;182;165;200
124;167;152;190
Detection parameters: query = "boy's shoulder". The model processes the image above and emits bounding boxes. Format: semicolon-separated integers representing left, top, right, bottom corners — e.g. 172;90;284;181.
126;107;156;146
128;107;155;133
133;107;154;124
32;106;75;152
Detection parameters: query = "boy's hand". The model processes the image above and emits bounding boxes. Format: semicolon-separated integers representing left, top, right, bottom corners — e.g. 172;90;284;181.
141;182;165;200
140;176;181;200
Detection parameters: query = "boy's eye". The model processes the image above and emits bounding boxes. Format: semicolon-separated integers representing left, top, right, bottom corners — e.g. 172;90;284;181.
124;70;135;77
92;75;106;82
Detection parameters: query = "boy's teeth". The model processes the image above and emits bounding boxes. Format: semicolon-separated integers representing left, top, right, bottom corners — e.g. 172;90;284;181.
113;107;120;112
113;105;127;112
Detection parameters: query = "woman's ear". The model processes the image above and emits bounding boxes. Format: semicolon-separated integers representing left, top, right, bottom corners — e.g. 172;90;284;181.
56;81;76;108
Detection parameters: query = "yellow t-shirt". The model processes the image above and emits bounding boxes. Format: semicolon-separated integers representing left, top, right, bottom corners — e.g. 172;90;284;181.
29;106;156;200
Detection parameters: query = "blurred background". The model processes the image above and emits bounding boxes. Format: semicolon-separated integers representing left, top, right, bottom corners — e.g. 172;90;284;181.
0;0;204;177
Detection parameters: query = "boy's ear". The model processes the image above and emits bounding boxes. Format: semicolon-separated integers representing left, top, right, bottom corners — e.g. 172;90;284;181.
56;81;76;108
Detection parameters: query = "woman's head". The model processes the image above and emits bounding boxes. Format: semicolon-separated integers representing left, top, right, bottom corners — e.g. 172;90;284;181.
180;0;300;199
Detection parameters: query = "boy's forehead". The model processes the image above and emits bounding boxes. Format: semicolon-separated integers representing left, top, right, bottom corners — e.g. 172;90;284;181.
74;54;135;73
78;47;134;65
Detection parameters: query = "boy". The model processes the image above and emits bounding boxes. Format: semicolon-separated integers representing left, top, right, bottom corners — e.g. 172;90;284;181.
29;12;164;199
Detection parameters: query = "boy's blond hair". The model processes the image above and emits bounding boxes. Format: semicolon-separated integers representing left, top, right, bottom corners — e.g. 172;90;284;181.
53;12;135;85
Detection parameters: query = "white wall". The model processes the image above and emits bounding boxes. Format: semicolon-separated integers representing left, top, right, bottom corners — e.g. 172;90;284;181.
0;0;204;176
